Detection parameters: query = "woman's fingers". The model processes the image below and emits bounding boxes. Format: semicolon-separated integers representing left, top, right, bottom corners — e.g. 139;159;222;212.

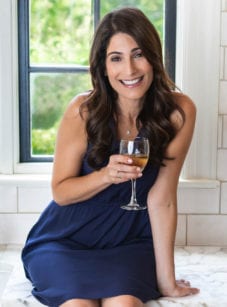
107;154;142;183
176;279;191;287
172;284;200;297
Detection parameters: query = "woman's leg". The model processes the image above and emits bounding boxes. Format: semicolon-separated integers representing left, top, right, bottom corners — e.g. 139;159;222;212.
60;298;100;307
102;295;144;307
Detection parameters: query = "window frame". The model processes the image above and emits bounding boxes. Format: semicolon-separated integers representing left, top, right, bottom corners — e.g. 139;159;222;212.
18;0;177;163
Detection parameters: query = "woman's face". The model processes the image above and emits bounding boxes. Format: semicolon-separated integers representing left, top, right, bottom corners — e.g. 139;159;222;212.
105;32;153;104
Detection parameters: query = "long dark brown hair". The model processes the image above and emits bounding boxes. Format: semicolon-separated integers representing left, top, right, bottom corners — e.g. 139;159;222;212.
80;7;184;169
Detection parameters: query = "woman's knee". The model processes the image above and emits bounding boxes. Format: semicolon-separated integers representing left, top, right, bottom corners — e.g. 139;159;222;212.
60;298;100;307
102;295;143;307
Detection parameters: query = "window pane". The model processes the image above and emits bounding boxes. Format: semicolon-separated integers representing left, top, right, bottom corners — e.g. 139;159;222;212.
100;0;164;41
30;0;93;65
30;72;92;156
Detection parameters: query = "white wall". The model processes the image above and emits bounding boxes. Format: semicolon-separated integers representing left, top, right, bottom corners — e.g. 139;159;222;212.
0;0;226;246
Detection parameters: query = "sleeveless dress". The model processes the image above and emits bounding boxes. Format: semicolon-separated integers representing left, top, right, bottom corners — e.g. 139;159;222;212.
21;136;161;307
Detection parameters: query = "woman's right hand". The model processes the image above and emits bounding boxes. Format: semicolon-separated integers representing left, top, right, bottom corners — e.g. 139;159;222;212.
103;154;142;184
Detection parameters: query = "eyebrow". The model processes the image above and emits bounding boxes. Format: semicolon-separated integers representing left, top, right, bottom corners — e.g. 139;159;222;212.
106;47;141;58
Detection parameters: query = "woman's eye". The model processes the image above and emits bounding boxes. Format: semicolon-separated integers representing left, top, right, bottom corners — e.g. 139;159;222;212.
134;52;143;58
110;56;121;62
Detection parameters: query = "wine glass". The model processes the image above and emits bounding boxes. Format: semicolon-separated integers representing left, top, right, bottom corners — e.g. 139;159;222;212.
119;137;149;210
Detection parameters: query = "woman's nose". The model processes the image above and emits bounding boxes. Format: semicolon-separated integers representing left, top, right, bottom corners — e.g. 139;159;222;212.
124;59;137;75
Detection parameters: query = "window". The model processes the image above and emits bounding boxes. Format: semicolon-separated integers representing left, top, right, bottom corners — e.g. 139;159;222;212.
0;0;219;180
18;0;176;163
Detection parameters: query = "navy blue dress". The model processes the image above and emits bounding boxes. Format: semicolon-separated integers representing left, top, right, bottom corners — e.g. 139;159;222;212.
22;138;161;306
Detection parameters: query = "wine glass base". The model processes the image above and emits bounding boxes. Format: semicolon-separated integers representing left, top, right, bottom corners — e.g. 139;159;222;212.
120;204;147;211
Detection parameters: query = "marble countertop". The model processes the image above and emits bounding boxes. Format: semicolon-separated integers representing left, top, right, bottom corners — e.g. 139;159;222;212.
1;245;227;307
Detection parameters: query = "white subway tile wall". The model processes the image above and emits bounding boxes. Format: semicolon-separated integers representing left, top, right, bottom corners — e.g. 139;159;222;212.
217;149;227;181
0;186;17;213
218;5;227;246
223;115;227;147
177;187;220;214
220;47;225;79
221;182;227;213
218;115;223;148
0;0;227;247
18;187;51;213
225;48;227;79
187;215;227;246
221;12;227;45
0;214;40;244
219;81;227;114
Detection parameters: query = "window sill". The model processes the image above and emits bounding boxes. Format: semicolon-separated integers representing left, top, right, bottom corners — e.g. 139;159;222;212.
0;174;51;186
0;174;220;189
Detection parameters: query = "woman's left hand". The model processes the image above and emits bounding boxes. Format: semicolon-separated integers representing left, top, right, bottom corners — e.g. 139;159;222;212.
160;279;199;297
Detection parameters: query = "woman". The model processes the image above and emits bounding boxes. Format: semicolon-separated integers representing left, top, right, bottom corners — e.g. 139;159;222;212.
22;7;199;307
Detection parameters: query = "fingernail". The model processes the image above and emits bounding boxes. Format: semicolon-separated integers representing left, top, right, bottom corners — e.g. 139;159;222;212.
128;159;132;163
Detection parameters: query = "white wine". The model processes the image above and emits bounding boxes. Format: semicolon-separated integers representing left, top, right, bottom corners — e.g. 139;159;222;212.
128;154;148;170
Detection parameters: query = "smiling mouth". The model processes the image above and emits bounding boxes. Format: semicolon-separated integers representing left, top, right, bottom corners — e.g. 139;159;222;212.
120;77;143;86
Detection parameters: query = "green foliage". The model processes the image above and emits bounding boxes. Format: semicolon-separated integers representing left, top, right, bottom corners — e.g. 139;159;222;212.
31;72;91;130
32;127;57;155
101;0;164;40
30;0;93;65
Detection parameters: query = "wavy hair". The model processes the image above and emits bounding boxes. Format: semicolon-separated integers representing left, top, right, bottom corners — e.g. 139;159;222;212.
80;7;184;169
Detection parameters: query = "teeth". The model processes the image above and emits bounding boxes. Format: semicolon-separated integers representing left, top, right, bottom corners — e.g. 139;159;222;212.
122;78;141;85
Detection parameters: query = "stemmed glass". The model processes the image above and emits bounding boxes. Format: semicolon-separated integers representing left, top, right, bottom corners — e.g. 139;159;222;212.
119;137;149;210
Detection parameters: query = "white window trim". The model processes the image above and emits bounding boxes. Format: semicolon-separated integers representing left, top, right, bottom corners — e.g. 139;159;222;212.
0;0;15;175
0;0;221;187
176;0;220;180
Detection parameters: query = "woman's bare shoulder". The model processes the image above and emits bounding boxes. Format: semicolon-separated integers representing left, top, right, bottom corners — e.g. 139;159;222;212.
63;91;91;119
171;92;196;130
173;92;196;114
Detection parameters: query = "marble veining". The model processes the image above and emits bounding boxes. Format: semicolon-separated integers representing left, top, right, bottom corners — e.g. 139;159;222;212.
0;245;227;306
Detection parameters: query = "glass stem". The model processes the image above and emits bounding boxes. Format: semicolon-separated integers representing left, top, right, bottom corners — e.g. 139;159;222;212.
130;179;138;204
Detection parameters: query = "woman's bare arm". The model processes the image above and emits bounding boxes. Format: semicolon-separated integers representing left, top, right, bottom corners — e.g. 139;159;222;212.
51;94;142;205
51;94;108;205
147;93;199;297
